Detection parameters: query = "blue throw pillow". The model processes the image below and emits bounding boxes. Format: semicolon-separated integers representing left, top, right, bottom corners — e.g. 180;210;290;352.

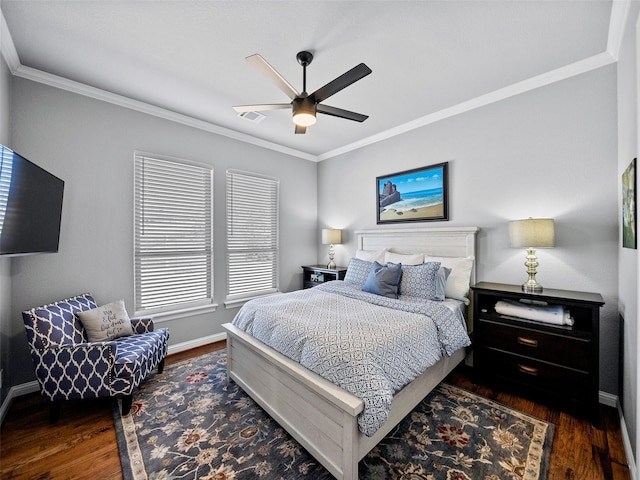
362;261;403;298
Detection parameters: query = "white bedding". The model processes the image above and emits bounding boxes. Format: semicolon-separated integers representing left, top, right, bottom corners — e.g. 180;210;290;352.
231;281;470;436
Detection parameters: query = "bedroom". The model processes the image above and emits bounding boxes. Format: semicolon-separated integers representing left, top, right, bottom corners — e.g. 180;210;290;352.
0;0;637;478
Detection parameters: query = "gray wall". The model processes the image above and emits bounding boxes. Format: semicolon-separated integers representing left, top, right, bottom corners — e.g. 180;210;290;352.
318;66;619;396
617;3;640;462
0;45;12;403
8;77;318;386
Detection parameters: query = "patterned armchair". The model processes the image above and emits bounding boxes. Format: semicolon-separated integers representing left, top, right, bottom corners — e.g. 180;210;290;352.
22;293;169;421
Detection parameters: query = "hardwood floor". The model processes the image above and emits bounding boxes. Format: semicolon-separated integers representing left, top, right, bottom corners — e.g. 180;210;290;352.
0;342;631;479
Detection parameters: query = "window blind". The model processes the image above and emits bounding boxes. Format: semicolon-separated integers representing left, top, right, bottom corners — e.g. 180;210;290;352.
226;169;279;300
134;154;213;314
0;146;13;237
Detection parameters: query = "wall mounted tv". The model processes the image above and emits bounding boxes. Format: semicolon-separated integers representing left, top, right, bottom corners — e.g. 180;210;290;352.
0;145;64;256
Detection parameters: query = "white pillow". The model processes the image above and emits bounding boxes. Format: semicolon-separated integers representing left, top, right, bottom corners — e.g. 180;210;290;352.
385;251;424;265
355;249;386;264
424;255;475;305
77;299;134;342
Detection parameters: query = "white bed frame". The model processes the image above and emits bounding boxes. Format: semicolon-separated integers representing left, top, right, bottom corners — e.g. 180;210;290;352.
223;226;478;480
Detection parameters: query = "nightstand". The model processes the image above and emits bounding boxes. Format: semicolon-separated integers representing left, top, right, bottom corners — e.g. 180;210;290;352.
471;281;604;422
302;265;347;289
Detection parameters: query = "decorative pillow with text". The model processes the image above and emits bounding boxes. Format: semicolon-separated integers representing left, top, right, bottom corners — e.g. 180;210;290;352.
77;299;134;342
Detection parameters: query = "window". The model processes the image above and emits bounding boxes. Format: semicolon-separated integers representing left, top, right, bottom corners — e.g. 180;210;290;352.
134;153;214;316
226;169;279;306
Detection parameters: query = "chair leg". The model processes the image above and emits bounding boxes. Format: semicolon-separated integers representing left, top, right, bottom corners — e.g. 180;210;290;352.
49;401;61;423
158;358;165;374
121;394;133;416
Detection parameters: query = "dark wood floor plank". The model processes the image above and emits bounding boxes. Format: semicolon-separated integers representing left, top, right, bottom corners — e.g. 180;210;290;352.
0;342;630;480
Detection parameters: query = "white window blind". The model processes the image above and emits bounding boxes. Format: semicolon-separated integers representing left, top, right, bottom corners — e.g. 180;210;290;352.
0;146;14;237
134;154;213;314
226;169;279;301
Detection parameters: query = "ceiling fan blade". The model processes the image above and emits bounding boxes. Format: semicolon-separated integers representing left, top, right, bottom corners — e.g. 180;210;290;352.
295;125;307;134
233;103;291;113
317;104;368;122
246;54;300;100
310;63;372;103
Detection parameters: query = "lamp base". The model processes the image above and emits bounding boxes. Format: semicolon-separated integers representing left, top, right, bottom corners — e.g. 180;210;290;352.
521;247;543;294
327;243;336;269
522;281;543;294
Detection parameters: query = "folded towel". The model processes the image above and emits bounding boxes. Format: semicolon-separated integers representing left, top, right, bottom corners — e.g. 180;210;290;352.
494;299;574;326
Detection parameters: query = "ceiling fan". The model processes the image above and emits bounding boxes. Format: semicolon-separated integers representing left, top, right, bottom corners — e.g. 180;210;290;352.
233;51;372;134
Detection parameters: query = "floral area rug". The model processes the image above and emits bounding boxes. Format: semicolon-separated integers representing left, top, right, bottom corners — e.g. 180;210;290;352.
112;349;554;480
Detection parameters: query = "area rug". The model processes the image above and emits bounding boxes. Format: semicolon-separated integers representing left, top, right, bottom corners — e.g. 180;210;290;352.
112;349;554;480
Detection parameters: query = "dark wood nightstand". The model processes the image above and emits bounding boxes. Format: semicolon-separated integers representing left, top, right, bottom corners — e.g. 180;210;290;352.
471;281;604;422
301;265;347;289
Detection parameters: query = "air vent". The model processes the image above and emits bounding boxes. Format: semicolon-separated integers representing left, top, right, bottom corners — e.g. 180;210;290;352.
238;111;266;124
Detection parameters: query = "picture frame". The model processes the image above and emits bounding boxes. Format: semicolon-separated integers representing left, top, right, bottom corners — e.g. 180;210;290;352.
622;158;637;249
376;162;449;224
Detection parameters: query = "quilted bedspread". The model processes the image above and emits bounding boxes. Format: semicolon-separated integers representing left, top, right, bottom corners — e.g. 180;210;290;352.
231;281;471;436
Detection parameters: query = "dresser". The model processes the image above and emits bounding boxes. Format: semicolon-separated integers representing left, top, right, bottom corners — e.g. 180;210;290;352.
301;265;347;289
471;281;604;422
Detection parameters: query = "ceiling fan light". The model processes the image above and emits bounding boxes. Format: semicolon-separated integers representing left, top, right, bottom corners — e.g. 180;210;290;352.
293;112;316;127
292;97;317;127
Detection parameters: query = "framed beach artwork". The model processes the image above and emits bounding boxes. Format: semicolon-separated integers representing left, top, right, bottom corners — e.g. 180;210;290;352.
376;162;449;224
622;158;636;249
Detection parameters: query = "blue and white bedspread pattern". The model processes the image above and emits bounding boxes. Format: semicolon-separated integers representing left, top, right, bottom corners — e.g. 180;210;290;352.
231;281;471;436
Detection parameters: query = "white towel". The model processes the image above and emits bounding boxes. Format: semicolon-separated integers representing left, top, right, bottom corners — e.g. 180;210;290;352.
494;299;574;326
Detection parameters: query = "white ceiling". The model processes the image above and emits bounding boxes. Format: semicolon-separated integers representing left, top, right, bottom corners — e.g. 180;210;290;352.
0;1;622;161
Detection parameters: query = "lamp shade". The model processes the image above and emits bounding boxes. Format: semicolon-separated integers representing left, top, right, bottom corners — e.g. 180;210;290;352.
509;218;555;248
322;228;342;245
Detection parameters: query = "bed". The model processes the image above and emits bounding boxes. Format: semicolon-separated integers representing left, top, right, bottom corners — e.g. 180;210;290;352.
222;226;478;480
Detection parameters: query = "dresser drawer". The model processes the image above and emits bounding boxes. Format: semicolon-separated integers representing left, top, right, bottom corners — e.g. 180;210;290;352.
476;318;591;371
480;348;591;399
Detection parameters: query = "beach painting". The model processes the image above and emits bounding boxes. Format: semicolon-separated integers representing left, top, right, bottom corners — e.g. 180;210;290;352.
622;158;636;249
377;162;449;224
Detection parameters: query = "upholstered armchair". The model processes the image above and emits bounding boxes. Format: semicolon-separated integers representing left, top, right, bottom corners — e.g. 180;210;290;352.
22;293;169;421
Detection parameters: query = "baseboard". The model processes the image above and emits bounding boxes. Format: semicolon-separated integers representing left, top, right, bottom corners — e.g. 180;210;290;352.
167;332;226;355
0;333;228;426
599;390;618;408
618;403;637;480
0;380;40;425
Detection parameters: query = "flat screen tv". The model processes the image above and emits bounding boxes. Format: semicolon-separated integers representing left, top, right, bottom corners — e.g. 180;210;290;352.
0;145;64;255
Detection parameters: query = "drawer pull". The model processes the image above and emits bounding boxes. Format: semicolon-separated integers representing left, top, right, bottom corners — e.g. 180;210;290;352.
517;337;538;348
518;364;538;376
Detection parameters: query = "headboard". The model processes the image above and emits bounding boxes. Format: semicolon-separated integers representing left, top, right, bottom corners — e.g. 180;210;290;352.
355;226;479;285
355;227;479;330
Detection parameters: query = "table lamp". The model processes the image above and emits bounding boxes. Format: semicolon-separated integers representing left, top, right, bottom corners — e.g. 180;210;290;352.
509;218;555;293
322;229;342;269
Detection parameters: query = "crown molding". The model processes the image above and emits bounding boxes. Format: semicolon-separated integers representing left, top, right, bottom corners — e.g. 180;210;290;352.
12;64;318;162
0;7;19;73
1;5;623;164
0;5;316;163
607;0;632;60
318;51;616;161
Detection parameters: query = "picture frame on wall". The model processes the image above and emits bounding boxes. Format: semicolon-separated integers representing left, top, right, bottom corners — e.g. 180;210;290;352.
376;162;449;224
622;158;637;249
